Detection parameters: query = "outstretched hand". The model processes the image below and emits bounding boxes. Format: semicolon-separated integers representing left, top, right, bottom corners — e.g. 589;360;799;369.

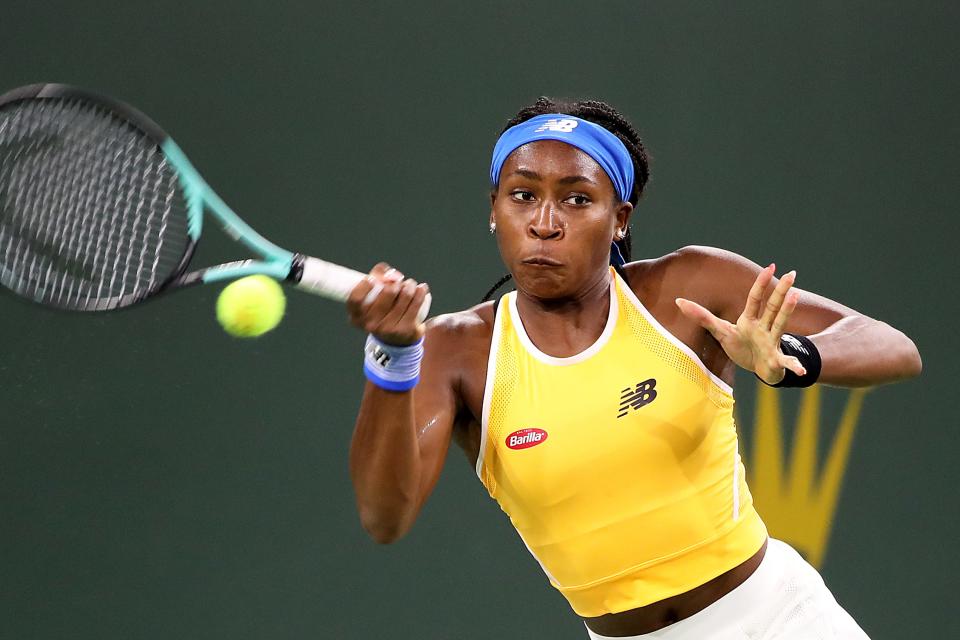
675;264;805;385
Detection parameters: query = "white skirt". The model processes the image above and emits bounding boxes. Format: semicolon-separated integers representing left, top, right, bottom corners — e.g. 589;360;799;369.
585;539;870;640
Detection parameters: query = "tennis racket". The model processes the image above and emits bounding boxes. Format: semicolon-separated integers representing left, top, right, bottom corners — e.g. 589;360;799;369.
0;83;430;319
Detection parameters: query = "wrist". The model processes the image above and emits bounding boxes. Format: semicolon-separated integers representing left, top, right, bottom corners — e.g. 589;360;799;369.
758;333;822;388
363;334;424;392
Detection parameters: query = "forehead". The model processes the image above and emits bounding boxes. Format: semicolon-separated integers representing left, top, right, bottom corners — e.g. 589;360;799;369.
501;139;609;183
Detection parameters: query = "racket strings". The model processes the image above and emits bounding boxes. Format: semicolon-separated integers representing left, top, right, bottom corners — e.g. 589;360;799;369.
0;97;189;310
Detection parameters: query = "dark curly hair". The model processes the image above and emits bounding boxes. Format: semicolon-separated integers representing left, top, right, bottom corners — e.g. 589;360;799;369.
482;97;651;302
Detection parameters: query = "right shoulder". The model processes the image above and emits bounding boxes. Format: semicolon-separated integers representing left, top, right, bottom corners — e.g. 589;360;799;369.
421;300;499;421
424;300;497;353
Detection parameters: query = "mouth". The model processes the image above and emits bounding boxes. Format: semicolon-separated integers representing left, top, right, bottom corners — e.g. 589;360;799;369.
521;256;563;267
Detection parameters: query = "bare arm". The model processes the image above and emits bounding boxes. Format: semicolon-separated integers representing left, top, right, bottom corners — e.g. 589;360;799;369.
674;246;922;388
346;264;460;543
779;288;921;387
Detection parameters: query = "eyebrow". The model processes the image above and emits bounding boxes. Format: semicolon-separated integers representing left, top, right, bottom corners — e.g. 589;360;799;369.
508;169;598;186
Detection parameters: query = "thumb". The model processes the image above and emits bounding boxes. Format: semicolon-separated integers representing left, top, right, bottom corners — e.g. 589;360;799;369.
675;298;725;338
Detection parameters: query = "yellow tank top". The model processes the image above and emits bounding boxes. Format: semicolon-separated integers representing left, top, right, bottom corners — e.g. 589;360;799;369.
476;268;767;617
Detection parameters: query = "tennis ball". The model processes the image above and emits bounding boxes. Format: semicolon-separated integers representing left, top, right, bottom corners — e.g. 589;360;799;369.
216;275;286;338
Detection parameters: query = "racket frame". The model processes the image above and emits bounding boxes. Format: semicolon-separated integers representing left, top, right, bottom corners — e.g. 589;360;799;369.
0;84;425;318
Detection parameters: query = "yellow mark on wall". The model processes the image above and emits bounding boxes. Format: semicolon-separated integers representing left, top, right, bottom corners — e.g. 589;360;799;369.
744;384;867;568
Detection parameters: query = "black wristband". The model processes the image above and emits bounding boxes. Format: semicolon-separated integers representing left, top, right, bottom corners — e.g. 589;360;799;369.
758;333;822;388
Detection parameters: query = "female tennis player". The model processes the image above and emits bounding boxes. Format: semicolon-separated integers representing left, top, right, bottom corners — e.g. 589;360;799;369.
345;98;922;639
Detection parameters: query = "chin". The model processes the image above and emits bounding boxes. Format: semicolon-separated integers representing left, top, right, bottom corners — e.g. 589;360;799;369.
514;267;569;299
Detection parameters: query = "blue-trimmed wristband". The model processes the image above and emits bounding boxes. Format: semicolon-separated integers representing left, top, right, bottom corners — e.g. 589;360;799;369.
363;335;424;392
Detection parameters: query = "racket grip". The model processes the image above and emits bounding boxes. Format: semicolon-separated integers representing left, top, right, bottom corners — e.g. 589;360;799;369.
295;256;432;323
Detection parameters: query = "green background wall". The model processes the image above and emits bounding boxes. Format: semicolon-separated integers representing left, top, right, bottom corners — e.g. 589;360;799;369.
1;2;955;638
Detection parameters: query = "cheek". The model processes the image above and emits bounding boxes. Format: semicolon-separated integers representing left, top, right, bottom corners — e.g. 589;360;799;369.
493;209;525;237
577;216;618;263
492;219;518;253
580;211;617;239
496;228;525;261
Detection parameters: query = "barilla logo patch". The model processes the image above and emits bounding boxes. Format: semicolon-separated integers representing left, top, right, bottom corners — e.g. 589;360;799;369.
506;428;549;450
534;118;578;133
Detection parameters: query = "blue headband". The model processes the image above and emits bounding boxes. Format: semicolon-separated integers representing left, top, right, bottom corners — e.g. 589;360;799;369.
489;113;635;202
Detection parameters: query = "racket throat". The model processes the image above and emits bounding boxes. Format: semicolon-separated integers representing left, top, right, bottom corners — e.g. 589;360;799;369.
288;253;307;285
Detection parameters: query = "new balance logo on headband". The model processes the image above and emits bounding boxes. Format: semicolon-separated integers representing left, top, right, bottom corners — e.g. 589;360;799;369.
534;118;579;133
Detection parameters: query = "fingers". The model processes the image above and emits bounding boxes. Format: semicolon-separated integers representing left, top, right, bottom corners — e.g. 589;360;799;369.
769;289;800;338
398;283;430;338
760;270;796;331
779;353;807;377
373;279;419;331
363;265;403;306
675;297;730;340
346;263;403;312
373;280;431;343
754;345;806;385
346;262;430;344
346;262;394;313
743;263;775;320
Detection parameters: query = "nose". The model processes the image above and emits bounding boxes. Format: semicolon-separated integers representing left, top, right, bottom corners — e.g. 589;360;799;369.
528;202;563;240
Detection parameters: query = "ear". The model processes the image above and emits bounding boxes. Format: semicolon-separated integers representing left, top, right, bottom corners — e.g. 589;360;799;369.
489;190;498;226
615;201;633;236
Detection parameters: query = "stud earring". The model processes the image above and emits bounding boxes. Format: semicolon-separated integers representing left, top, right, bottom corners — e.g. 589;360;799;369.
615;228;625;240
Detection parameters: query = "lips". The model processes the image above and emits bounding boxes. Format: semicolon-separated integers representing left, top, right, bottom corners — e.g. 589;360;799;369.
521;256;563;266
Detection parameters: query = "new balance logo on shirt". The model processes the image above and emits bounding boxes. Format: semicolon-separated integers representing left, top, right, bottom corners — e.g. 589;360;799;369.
618;378;658;418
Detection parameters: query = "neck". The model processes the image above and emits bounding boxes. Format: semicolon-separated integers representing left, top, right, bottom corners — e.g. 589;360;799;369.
514;268;612;358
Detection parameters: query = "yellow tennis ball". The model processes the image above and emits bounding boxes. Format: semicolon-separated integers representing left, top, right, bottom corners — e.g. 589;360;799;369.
216;275;286;338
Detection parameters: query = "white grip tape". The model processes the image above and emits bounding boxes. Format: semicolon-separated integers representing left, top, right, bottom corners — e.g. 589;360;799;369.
296;256;365;301
296;256;432;322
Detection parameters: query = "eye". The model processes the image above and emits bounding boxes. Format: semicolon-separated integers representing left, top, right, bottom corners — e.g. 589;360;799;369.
511;190;536;202
563;194;591;206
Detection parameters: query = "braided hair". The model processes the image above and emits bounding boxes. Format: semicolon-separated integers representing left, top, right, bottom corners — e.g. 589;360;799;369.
482;97;651;302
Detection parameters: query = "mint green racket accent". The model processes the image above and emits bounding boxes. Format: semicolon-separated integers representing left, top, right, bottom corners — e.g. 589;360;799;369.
162;140;205;240
200;260;291;284
160;139;295;268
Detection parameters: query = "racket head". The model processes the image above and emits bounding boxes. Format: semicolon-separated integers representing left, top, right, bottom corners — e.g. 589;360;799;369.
0;83;198;311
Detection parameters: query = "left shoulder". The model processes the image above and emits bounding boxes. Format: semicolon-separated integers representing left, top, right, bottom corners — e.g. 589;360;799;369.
663;245;760;274
622;245;762;317
624;244;760;278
